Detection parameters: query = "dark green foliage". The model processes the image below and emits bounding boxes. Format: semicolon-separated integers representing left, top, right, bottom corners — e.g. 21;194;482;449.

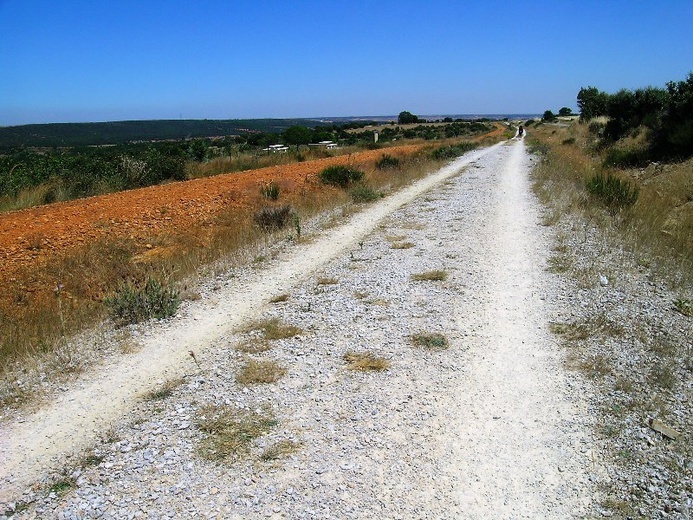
319;165;364;187
653;73;693;159
0;118;337;148
588;121;606;136
543;110;557;122
253;205;293;230
562;137;576;145
398;111;420;125
375;154;400;169
105;278;180;326
577;74;692;161
282;125;313;146
350;184;382;203
430;142;477;160
586;172;639;209
602;148;649;168
559;107;573;116
577;86;610;121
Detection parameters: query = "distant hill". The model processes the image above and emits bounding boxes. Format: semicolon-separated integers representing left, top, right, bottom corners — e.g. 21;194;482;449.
0;118;335;148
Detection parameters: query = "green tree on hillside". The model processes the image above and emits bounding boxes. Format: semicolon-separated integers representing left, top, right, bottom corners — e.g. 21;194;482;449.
558;107;573;116
282;125;313;146
577;86;609;121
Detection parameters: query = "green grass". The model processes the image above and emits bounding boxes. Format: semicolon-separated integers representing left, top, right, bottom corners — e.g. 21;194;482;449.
411;332;449;350
105;278;180;326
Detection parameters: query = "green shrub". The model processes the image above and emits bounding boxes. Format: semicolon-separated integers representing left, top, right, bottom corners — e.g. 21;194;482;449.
105;278;180;326
318;165;364;187
260;180;280;200
430;142;476;160
350;184;382;203
562;137;576;145
602;148;648;168
588;121;605;136
253;205;293;230
586;172;639;209
376;154;400;169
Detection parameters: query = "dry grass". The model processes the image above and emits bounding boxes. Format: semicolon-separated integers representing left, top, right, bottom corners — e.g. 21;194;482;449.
142;377;185;401
411;270;448;281
269;293;289;303
529;122;693;287
390;241;415;249
343;351;390;371
244;318;302;340
196;405;277;462
316;276;338;285
236;359;287;385
235;340;273;354
260;440;301;462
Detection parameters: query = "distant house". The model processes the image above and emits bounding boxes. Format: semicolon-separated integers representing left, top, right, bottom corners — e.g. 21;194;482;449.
263;144;289;153
308;140;338;150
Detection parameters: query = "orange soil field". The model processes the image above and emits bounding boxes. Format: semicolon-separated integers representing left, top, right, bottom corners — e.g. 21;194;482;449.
1;145;423;297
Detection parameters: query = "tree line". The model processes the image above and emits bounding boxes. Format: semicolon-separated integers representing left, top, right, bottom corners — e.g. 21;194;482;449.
576;72;693;161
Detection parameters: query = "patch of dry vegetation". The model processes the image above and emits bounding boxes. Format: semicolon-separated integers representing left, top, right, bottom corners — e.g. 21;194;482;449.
343;351;390;371
196;405;277;462
411;270;448;281
236;359;287;385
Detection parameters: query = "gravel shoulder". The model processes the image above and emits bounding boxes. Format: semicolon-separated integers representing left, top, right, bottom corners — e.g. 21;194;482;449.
1;141;600;518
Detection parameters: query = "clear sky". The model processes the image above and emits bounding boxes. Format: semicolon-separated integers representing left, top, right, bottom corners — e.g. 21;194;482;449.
1;0;691;126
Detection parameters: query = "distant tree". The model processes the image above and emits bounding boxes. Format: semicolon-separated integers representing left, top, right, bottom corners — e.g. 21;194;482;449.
577;86;609;121
443;117;453;123
558;107;573;116
398;111;419;125
542;110;556;122
282;125;313;146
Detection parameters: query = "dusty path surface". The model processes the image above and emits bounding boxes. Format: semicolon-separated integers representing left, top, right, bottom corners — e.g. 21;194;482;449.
1;140;597;518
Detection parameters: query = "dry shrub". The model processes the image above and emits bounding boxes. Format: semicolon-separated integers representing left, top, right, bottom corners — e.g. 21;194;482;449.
196;405;277;462
260;440;301;461
411;270;448;281
343;351;389;371
236;359;287;385
245;318;302;340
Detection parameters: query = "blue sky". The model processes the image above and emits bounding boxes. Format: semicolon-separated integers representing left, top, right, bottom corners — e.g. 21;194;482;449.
1;0;691;125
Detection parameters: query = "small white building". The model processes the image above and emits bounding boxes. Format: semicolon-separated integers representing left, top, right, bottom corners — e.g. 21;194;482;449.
309;140;338;150
263;144;289;153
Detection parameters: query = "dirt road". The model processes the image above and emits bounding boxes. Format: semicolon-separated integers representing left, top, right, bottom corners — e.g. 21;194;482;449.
0;139;596;518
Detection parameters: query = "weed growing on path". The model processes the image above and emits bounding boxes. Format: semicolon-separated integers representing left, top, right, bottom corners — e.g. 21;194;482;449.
196;405;277;462
411;270;448;281
343;351;389;371
260;440;301;462
244;318;302;340
411;332;449;350
236;359;287;385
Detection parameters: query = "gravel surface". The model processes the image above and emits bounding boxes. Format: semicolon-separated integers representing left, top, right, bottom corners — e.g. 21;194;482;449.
1;141;605;518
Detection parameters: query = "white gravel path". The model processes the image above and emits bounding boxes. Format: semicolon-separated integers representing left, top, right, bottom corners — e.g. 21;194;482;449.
1;140;598;518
